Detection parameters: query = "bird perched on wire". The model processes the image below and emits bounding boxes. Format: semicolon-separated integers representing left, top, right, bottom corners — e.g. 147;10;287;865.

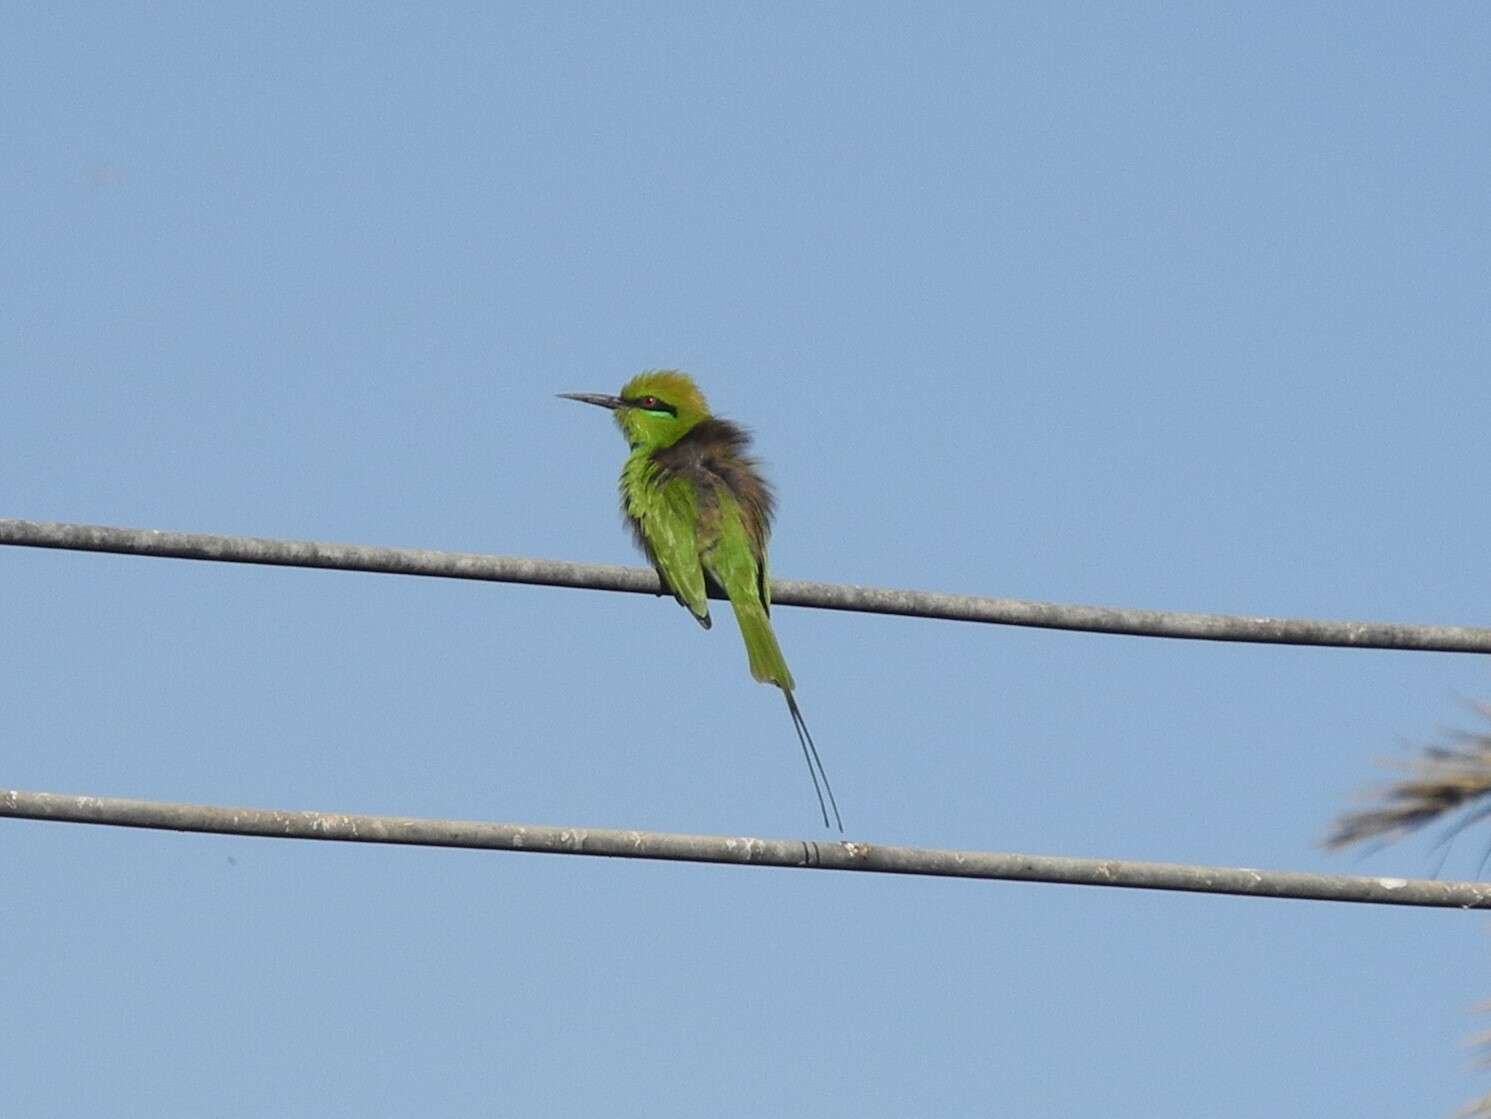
560;370;842;832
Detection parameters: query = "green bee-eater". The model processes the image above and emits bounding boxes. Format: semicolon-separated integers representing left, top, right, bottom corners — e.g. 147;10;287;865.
560;370;842;832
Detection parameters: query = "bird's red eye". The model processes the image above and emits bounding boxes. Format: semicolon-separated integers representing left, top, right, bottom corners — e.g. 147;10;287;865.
641;396;658;408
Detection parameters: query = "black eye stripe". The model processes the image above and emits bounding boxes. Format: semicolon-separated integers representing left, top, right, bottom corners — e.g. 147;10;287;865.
622;395;677;416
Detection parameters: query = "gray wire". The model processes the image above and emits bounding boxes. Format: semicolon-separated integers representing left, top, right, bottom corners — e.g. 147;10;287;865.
3;518;1488;653
4;787;1486;908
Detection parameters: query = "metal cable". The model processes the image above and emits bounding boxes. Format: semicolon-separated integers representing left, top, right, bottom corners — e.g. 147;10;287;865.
3;788;1483;908
3;518;1487;652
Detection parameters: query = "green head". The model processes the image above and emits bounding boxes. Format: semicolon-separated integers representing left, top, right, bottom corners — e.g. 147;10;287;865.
559;369;712;450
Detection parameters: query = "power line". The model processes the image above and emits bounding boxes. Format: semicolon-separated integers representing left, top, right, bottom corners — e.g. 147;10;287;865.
3;787;1486;909
3;517;1489;653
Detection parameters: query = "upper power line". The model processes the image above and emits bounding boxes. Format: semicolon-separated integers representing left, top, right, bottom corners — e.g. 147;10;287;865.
3;517;1488;653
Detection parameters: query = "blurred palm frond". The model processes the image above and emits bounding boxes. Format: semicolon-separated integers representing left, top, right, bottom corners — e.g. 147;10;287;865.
1465;1005;1491;1118
1327;709;1491;855
1331;711;1491;1118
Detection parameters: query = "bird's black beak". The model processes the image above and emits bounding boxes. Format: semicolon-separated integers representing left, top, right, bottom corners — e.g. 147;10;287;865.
558;392;625;410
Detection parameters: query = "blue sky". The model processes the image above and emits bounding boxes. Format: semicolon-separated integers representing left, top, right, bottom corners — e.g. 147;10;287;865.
5;4;1490;1115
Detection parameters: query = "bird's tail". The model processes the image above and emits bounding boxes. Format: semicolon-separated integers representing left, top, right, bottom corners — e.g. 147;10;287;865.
786;688;843;833
731;599;843;832
730;597;796;690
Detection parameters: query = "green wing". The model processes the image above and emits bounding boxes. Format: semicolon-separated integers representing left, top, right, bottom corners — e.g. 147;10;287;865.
699;489;794;690
633;473;712;629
